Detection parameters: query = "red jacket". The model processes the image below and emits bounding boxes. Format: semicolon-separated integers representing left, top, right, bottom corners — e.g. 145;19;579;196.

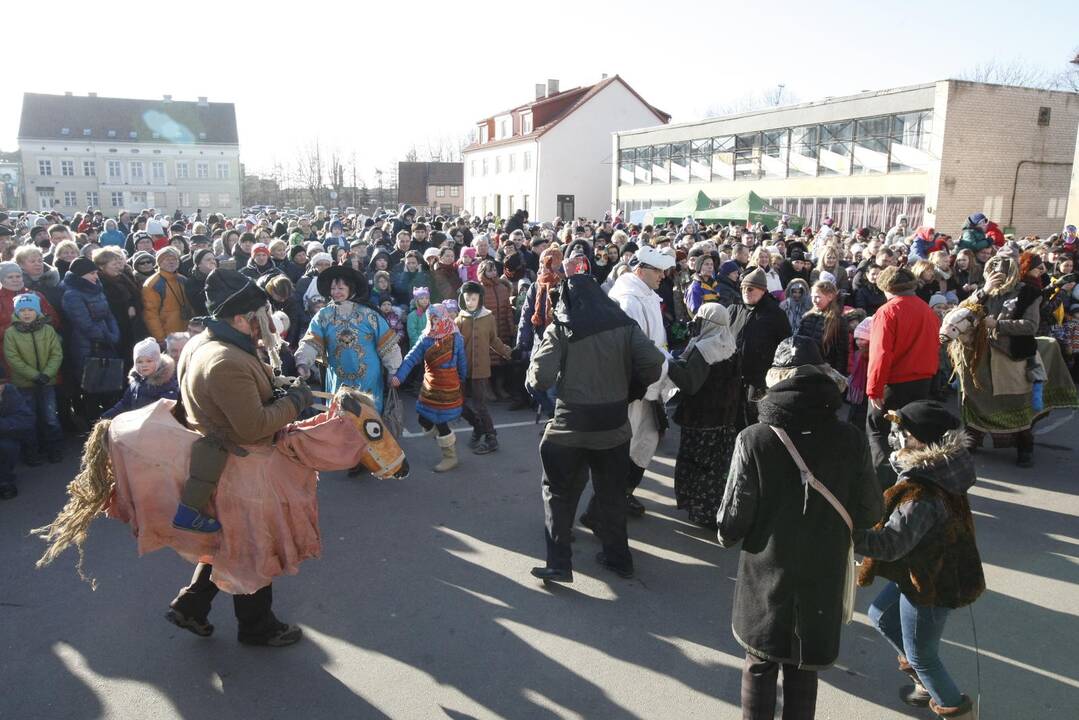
986;221;1005;248
867;295;940;399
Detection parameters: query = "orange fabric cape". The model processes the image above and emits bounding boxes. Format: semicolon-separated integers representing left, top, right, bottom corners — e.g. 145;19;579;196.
105;400;367;594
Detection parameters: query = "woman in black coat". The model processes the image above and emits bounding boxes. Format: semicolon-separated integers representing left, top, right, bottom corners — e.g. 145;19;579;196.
667;303;741;527
94;247;146;366
717;360;882;719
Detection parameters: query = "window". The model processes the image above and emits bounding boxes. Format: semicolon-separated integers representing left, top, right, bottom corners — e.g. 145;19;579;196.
818;121;853;176
86;191;99;208
107;129;117;138
619;149;635;186
508;154;516;172
129;131;138;139
1038;107;1051;127
479;125;489;143
154;191;167;207
151;161;166;180
651;144;670;184
196;163;209;179
523;151;532;170
788;126;819;177
890;111;932;172
734;133;761;179
63;191;77;207
497;116;510;139
523;195;530;213
61;128;71;136
217;162;230;179
38;191;54;210
522;113;533;134
38;159;52;176
60;159;75;176
450;185;459;197
436;186;446;197
180;191;191;208
670;142;689;183
131;191;147;205
635;146;652;184
107;160;122;179
82;160;96;177
111;191;124;207
218;193;231;207
470;160;476;177
853;116;890;175
762;130;789;179
482;158;488;175
176;161;189;179
82;128;92;136
129;161;144;179
198;193;211;207
198;132;207;140
690;140;711;182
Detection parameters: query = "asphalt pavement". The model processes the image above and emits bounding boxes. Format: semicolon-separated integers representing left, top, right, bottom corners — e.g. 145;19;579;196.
1;400;1077;719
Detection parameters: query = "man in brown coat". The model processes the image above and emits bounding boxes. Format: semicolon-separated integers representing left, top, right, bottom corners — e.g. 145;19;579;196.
166;269;313;647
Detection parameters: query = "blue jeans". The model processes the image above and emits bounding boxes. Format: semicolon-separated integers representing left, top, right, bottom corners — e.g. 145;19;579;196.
868;581;963;707
19;385;64;454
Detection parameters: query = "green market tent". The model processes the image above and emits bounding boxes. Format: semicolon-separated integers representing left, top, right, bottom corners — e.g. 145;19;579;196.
646;190;714;224
695;191;803;228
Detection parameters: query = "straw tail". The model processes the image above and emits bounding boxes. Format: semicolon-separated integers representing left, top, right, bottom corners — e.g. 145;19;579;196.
31;418;115;589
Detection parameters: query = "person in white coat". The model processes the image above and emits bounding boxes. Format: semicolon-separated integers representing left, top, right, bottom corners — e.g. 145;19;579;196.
584;246;673;521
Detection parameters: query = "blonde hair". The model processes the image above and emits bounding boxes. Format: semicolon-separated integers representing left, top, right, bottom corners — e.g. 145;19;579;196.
911;259;936;281
92;247;125;267
13;245;43;265
54;239;80;259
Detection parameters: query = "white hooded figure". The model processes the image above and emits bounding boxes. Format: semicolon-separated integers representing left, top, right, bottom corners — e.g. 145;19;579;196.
609;246;674;469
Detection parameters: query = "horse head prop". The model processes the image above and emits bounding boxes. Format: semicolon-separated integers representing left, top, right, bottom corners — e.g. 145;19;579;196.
940;301;988;391
327;387;409;479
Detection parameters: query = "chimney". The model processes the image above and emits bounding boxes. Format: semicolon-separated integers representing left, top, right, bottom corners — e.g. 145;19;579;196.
163;94;173;103
197;96;208;107
547;79;559;96
535;83;546;100
601;73;608;80
88;92;97;98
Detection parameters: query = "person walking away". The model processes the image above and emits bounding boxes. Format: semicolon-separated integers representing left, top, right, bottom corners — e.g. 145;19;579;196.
527;253;665;582
666;303;740;528
391;303;468;472
3;293;63;464
857;401;983;720
605;246;676;517
717;361;882;720
455;281;511;454
866;266;939;487
728;267;792;427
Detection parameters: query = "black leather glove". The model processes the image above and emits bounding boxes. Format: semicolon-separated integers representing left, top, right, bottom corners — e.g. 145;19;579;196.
33;373;50;386
511;346;523;362
283;378;314;414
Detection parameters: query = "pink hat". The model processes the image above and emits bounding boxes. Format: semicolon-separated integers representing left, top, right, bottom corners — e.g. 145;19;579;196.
854;317;873;341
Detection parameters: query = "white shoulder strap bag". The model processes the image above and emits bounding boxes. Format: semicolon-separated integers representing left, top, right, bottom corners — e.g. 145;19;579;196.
770;425;856;624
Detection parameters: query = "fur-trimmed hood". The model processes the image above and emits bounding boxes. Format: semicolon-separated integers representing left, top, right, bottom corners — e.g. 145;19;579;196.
892;429;975;496
132;354;176;386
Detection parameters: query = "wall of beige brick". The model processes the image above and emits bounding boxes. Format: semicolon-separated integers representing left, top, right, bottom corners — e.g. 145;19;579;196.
1066;124;1079;228
934;81;1079;237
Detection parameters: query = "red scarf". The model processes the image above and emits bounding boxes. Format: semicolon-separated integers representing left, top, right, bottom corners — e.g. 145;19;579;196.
531;247;563;329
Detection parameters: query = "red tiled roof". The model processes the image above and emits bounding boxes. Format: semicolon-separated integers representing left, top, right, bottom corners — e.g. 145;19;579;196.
464;76;669;152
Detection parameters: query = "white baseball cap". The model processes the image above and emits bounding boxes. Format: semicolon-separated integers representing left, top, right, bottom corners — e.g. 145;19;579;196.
634;245;675;271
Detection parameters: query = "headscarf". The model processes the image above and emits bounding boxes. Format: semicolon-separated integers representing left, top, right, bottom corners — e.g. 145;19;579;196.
531;246;563;329
424;303;459;339
685;302;735;364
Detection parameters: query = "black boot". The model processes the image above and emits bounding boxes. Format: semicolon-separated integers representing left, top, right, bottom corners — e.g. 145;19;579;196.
530;566;573;583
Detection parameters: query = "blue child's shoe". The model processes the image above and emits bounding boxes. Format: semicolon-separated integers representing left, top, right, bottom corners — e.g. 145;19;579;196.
1032;381;1044;413
172;503;222;533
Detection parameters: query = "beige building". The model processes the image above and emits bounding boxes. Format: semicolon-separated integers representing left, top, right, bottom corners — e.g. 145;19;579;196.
1067;124;1079;228
18;92;241;217
614;80;1079;237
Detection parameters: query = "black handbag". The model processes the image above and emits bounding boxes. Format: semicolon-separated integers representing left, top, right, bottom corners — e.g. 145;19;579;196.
81;345;125;394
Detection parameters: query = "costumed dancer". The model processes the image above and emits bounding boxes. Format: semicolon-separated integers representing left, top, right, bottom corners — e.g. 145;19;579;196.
391;303;468;472
295;264;402;414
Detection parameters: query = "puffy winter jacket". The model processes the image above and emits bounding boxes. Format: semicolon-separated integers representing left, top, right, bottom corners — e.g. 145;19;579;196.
61;273;121;382
141;270;191;342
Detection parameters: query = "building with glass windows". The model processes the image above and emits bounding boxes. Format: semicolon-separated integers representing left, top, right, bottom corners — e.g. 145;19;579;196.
18;92;241;217
613;80;1079;237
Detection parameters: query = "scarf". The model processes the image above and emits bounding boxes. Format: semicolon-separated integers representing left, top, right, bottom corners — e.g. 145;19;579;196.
684;302;735;364
531;247;563;329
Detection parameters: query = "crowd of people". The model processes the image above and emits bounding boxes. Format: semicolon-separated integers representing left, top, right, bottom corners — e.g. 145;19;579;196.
6;201;1079;719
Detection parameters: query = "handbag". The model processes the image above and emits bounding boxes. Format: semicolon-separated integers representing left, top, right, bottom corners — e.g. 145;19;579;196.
381;374;405;441
81;347;125;394
769;425;857;625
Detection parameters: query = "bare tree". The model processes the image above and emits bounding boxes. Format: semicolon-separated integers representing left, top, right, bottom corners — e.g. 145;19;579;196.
959;58;1056;89
404;144;419;162
297;140;325;207
703;84;799;118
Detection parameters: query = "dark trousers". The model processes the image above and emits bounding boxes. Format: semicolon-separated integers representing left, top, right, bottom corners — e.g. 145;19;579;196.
740;653;818;720
417;416;452;437
461;378;495;435
866;378;932;487
0;437;20;484
582;461;645;519
170;563;276;637
540;438;632;570
19;385;64;457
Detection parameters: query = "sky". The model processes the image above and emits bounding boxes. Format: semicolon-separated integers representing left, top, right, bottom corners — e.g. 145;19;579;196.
4;0;1078;188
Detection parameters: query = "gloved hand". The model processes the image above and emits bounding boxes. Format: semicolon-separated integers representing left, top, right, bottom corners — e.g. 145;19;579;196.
283;378;314;414
511;345;524;362
33;373;50;386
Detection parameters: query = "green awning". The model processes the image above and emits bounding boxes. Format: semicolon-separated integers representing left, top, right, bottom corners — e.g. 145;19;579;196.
645;190;714;224
695;191;803;228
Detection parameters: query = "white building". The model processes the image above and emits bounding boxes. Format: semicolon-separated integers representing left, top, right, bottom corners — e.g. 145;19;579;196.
463;76;669;221
18;92;242;217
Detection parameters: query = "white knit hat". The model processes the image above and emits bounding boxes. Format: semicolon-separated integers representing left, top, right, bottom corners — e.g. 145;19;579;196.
133;337;161;363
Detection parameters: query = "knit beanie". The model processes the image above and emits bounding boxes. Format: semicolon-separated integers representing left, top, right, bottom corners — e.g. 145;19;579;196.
928;293;949;308
854;316;873;341
719;260;741;277
133;337;161;363
155;246;180;264
892;400;960;445
192;248;214;268
13;293;42;317
69;257;97;278
876;265;918;294
0;261;22;279
740;267;768;290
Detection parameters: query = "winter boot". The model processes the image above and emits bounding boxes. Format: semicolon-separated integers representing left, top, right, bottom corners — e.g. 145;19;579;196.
930;695;976;719
897;655;931;707
433;433;458;472
468;429;483;450
473;433;498;455
172;503;223;533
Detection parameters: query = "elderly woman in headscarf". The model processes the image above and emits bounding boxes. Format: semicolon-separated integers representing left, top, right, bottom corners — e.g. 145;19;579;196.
295;265;402;414
779;277;812;335
666;303;740;527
